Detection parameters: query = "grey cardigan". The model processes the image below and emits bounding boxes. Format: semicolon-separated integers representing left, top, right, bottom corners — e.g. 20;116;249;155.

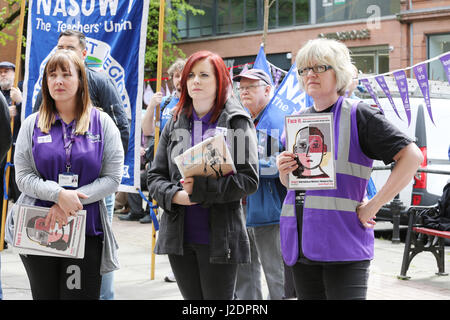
8;109;124;274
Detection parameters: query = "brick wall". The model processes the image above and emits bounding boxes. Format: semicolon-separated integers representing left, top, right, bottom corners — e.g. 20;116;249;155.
177;19;404;71
0;0;20;64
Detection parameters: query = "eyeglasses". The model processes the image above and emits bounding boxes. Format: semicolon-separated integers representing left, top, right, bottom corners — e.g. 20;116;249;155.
237;84;267;92
297;65;333;77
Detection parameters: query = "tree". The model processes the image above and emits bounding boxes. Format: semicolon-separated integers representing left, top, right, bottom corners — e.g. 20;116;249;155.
262;0;275;50
0;0;21;46
145;0;204;78
0;1;203;77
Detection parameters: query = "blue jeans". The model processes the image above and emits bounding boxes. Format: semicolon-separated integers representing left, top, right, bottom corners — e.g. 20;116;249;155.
100;193;115;300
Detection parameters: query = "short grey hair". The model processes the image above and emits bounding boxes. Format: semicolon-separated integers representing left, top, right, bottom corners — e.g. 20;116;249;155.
167;58;186;78
295;38;354;96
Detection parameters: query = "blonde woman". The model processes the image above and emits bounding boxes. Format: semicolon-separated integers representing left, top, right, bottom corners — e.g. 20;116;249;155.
13;50;123;299
276;38;423;299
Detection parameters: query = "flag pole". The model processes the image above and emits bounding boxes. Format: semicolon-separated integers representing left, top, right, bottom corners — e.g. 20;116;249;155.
0;0;27;252
262;0;275;50
150;0;165;280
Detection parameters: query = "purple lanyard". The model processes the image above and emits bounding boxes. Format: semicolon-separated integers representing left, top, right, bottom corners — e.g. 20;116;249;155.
62;122;76;172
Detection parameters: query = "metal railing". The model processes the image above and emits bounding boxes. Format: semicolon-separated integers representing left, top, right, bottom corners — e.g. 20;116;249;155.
371;165;450;243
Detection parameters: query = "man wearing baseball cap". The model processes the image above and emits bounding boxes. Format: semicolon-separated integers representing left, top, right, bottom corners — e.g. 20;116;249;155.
232;69;287;300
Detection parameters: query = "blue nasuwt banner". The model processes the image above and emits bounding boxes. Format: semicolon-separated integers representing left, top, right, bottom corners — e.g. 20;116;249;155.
256;62;314;139
22;0;149;192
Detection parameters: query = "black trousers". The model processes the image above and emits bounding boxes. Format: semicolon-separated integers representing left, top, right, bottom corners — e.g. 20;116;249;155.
291;260;370;300
20;236;103;300
168;243;238;300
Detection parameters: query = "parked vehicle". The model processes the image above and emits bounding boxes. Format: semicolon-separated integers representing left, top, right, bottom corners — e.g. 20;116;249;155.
367;97;450;228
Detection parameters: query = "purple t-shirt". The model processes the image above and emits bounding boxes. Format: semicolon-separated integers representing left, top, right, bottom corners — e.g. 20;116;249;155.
32;108;104;237
183;109;218;244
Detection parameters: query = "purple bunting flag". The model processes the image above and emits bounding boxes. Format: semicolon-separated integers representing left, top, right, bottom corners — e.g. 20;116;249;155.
413;63;435;125
439;53;450;85
360;79;384;113
274;68;282;89
375;75;401;120
393;70;412;127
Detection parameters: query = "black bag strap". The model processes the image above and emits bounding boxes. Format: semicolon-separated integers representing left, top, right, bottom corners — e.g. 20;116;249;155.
160;95;173;115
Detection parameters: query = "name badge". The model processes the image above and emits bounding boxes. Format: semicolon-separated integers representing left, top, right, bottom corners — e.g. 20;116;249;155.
37;135;52;144
58;172;79;188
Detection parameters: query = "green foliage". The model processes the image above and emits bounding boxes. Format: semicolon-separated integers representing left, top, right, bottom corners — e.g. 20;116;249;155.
0;0;21;46
0;1;203;78
145;0;204;77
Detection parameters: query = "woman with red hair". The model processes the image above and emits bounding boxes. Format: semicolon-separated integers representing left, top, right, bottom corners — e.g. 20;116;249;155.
147;51;259;299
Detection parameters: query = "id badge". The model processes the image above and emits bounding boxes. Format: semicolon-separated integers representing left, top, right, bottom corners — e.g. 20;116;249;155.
58;172;79;188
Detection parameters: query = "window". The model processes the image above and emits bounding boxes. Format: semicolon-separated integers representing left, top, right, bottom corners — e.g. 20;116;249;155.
428;34;450;81
350;45;390;75
316;0;400;24
245;0;259;31
201;0;214;36
177;0;213;38
295;0;309;25
176;0;397;39
178;0;309;39
218;0;230;34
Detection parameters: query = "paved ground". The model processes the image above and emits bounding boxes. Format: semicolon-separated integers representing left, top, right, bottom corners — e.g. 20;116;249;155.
1;216;449;300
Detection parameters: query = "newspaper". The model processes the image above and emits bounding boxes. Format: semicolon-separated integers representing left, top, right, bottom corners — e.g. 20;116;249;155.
13;204;86;259
285;113;336;190
174;133;236;179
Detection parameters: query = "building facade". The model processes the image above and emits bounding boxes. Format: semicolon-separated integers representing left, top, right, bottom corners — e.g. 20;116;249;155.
0;0;20;64
1;1;449;81
175;0;450;80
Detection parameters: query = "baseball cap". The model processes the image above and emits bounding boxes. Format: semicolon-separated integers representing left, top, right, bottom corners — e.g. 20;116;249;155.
0;61;15;70
233;68;271;86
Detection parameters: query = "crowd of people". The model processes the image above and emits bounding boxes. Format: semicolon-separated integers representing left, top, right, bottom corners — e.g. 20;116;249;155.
0;31;424;300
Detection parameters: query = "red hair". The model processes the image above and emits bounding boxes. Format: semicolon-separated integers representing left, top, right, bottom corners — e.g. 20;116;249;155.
173;50;231;123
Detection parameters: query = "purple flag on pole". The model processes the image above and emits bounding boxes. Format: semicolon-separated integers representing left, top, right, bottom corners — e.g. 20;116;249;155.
375;75;401;120
393;70;412;127
360;79;384;114
439;53;450;85
413;63;435;125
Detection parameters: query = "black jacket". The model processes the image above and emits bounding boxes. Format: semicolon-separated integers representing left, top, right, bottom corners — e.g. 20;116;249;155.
33;66;130;153
1;80;22;142
0;92;12;164
147;96;259;264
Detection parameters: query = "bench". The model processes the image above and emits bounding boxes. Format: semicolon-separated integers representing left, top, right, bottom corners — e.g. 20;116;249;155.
398;205;450;280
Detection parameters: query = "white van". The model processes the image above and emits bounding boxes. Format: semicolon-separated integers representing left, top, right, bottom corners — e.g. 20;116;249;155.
367;97;450;226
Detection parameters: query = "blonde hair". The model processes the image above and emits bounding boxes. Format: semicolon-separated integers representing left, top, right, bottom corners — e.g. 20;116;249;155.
295;38;354;96
167;58;186;78
38;50;91;134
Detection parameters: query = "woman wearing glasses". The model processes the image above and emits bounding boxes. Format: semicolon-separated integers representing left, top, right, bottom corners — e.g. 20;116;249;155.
276;38;423;299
